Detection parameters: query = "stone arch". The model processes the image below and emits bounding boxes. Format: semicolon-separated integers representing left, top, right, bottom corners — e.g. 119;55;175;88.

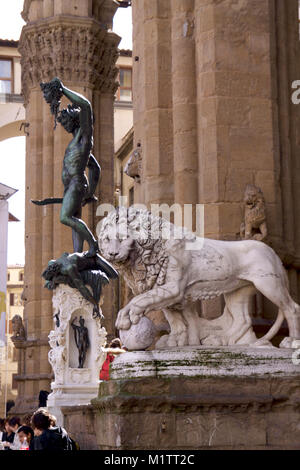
0;120;26;142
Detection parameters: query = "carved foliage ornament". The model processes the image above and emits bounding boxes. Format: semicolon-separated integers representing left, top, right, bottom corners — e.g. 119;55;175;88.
19;22;120;103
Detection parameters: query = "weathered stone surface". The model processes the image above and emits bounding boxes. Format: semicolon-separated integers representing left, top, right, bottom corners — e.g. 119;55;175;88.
62;405;98;450
91;350;300;449
109;346;300;379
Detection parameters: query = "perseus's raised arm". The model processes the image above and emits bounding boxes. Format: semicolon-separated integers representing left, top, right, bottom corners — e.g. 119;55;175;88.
63;85;92;133
51;77;93;134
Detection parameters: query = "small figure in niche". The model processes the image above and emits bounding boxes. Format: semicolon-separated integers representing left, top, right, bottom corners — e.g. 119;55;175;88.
71;316;90;369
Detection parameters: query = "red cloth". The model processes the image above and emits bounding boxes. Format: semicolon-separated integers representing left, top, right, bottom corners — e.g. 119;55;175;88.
99;353;115;381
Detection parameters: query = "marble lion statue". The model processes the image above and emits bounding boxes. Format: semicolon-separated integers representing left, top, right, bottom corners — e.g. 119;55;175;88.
99;207;300;349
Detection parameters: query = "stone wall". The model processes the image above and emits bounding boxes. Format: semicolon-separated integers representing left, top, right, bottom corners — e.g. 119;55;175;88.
62;405;98;450
92;374;300;450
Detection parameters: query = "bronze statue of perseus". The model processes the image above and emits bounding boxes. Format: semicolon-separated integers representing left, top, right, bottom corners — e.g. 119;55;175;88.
32;77;118;318
32;77;100;256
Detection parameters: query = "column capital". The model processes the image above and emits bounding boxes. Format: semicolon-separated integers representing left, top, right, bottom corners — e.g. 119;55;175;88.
19;15;120;104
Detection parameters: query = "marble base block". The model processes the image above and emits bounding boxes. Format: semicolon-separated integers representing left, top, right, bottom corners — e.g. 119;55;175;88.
47;285;107;426
91;346;300;450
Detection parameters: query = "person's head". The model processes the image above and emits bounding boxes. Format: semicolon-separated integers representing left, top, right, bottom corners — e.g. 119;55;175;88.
42;260;61;281
17;426;34;444
57;104;80;134
49;413;57;427
40;79;63;129
21;414;33;427
31;408;52;436
8;416;21;432
109;338;122;349
4;418;11;433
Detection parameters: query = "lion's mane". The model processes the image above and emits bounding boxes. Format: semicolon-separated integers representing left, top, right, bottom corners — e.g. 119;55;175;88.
100;207;196;295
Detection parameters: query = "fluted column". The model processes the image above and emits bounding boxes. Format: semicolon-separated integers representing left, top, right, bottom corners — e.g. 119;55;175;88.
171;0;198;215
132;0;174;207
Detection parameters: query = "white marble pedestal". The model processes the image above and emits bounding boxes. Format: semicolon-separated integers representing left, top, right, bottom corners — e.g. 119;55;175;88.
47;285;107;426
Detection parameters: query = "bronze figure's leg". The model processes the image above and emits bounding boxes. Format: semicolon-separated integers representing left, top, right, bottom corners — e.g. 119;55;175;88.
72;209;84;253
60;179;98;255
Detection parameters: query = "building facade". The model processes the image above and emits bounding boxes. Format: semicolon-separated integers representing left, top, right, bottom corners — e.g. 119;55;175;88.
0;39;25;142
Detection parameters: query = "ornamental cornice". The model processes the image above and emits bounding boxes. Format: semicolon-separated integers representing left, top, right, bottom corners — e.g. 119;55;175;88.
19;15;120;103
92;393;300;415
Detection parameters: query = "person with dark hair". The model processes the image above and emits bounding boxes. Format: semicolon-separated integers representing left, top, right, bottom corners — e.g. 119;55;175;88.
38;390;49;408
31;408;75;451
99;338;126;381
3;417;21;450
18;426;34;450
1;419;14;451
0;418;4;438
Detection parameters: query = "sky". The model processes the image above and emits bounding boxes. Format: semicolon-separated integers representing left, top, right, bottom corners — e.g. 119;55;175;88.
0;1;132;265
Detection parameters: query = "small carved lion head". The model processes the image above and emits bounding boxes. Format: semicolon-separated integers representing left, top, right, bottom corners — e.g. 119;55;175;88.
244;184;264;208
11;315;25;339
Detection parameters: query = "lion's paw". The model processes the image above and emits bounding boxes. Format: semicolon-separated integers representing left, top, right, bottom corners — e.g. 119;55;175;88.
116;307;131;331
155;332;188;349
155;335;169;349
280;337;300;349
129;307;144;325
201;335;227;347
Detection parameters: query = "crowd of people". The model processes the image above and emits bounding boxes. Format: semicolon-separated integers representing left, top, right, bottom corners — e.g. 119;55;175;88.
0;409;78;451
0;338;126;451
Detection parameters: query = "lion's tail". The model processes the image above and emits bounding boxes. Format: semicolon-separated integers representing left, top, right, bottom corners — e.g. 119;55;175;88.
253;309;285;346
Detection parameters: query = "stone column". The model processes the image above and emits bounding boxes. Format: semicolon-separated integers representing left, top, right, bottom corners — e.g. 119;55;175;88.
132;0;300;320
14;0;120;414
132;0;174;207
171;0;199;215
194;0;282;243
